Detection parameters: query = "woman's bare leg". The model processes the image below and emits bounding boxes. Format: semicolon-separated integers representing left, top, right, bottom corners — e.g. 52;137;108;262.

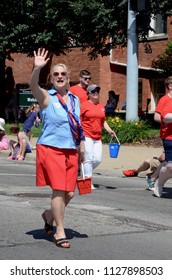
51;190;74;247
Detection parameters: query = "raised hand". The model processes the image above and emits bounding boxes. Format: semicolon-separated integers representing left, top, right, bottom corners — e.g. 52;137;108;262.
33;48;50;69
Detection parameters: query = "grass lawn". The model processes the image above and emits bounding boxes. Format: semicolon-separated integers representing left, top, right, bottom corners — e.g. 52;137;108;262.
4;122;160;143
4;123;42;138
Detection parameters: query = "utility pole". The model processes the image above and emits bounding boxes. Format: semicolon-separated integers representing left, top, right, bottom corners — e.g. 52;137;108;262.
126;0;139;121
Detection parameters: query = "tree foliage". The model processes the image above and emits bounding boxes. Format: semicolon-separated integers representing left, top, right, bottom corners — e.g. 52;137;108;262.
152;41;172;76
0;0;171;61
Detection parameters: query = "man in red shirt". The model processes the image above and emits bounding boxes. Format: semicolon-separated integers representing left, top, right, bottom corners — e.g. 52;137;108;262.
69;70;91;104
69;70;91;178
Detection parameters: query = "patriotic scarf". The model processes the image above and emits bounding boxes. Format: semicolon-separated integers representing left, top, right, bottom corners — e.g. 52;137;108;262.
55;93;85;146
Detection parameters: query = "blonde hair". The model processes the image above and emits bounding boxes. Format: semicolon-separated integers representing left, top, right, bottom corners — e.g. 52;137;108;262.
25;103;39;117
49;64;71;85
50;63;71;76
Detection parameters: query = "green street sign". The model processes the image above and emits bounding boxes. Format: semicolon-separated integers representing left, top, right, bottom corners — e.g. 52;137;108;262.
18;90;38;107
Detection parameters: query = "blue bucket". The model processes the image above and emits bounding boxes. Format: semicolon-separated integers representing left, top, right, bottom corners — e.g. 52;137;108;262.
109;136;120;158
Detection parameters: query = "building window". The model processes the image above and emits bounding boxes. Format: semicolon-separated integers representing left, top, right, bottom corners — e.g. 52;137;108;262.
148;14;167;37
151;79;165;111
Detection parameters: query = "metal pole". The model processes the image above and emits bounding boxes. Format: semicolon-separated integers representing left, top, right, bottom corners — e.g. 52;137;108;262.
126;0;139;121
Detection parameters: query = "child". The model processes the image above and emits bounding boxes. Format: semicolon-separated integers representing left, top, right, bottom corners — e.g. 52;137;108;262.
7;124;31;161
23;103;41;148
0;118;9;151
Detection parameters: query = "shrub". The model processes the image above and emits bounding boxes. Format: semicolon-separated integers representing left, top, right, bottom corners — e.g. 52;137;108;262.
102;116;151;144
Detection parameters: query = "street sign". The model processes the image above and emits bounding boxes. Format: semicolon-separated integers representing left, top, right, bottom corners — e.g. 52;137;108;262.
18;89;38;108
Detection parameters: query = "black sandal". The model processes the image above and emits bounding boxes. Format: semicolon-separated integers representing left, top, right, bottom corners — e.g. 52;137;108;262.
54;237;71;248
42;212;54;235
44;222;54;235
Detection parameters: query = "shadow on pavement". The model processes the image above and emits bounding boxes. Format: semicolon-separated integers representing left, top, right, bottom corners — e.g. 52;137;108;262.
26;227;88;241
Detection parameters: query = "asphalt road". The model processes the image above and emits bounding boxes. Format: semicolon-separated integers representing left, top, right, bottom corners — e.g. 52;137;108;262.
0;158;172;261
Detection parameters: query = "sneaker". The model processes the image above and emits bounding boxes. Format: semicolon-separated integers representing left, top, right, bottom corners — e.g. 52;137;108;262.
123;169;138;177
154;180;163;197
146;174;155;190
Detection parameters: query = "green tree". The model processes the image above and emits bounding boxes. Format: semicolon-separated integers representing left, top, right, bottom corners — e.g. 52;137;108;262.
0;0;171;116
152;41;172;76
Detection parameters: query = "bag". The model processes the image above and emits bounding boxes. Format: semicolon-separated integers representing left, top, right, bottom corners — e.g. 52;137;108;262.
77;163;92;195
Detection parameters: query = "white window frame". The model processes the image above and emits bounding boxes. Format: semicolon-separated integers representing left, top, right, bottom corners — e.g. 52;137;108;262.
148;14;167;38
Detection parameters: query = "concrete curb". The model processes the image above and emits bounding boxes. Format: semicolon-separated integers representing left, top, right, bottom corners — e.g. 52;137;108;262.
0;136;163;171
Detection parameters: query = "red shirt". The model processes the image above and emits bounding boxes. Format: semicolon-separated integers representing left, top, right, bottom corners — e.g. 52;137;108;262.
69;84;88;104
80;101;105;140
155;94;172;140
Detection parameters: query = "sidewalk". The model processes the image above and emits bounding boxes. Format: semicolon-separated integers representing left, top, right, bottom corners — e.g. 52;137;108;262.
0;136;162;171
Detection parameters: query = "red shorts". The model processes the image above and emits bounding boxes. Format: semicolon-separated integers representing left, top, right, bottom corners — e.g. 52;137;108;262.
36;144;78;192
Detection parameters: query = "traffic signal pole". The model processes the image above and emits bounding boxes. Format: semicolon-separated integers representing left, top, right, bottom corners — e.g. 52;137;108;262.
126;0;139;121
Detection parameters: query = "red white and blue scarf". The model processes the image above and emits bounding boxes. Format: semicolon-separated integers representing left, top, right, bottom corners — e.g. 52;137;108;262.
55;93;85;146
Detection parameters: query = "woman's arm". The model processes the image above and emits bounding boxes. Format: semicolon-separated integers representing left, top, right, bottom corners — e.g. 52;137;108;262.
154;112;161;123
103;120;116;137
30;48;50;108
35;116;41;123
162;113;172;123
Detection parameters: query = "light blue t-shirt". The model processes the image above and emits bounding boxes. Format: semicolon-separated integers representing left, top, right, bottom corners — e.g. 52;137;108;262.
37;89;80;149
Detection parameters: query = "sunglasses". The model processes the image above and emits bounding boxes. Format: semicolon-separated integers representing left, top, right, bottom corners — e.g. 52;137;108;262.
52;72;67;77
90;88;100;94
81;76;91;81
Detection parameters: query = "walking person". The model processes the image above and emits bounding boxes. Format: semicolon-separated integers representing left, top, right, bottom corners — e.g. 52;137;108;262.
153;76;172;197
69;70;91;175
80;84;116;187
30;48;85;248
69;70;91;104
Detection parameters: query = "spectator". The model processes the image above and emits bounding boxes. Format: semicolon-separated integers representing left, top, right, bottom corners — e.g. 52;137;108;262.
123;151;165;190
105;90;119;115
7;124;31;161
4;66;18;123
23;103;41;149
0;118;9;151
69;70;91;104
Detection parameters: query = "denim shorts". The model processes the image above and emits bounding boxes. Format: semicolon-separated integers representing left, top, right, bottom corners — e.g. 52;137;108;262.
26;144;31;153
163;139;172;162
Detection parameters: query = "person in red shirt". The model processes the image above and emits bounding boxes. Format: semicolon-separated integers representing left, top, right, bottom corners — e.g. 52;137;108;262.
153;76;172;197
69;70;91;176
69;70;91;104
80;84;116;185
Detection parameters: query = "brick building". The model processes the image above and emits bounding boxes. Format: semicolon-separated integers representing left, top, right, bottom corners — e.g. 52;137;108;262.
6;14;172;114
